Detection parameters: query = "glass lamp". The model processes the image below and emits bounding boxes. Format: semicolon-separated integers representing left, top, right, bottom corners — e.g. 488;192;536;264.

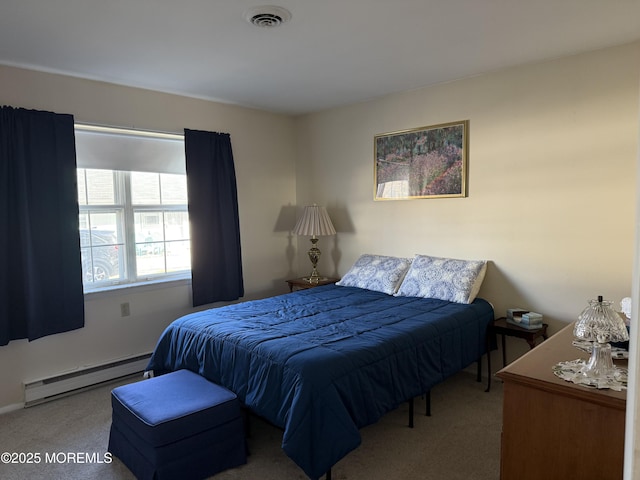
292;204;336;283
573;295;629;381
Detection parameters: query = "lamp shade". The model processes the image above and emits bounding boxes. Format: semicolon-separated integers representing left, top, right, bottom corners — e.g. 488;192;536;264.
292;205;336;237
574;296;629;344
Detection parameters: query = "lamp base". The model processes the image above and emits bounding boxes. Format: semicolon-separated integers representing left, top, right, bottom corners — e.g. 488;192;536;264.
579;341;616;380
553;358;628;390
304;238;324;284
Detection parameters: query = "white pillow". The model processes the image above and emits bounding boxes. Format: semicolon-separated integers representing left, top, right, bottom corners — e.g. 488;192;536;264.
336;254;412;295
395;254;487;304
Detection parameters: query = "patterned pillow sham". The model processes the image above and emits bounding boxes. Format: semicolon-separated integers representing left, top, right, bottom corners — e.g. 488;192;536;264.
395;254;487;304
336;254;412;295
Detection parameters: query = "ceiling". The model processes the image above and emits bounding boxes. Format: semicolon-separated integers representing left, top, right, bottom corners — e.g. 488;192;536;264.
2;0;640;115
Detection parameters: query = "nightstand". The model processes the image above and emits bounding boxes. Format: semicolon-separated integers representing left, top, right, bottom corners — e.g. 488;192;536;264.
491;317;549;367
286;277;339;292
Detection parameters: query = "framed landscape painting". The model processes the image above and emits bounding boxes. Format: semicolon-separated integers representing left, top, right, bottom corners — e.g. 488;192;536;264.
374;120;469;200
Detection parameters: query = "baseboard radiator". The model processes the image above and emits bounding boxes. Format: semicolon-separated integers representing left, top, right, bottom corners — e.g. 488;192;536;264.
23;353;152;407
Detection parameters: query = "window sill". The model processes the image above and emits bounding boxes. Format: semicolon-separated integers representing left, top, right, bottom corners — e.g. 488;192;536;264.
83;275;191;301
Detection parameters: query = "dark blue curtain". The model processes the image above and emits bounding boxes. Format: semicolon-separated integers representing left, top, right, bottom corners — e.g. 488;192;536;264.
0;106;84;346
184;129;244;306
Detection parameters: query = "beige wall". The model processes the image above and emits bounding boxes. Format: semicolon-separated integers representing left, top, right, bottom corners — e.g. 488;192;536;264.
295;42;640;348
0;65;298;409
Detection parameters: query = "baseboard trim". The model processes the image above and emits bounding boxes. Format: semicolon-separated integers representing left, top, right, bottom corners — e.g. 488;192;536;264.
23;352;152;407
0;402;24;415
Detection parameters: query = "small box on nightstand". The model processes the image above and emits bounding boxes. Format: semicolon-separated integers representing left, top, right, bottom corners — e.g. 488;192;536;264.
506;312;544;330
506;308;528;320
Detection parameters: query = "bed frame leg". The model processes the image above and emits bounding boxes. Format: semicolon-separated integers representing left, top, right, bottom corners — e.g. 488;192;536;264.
325;467;332;480
408;397;414;428
485;325;492;392
478;324;493;392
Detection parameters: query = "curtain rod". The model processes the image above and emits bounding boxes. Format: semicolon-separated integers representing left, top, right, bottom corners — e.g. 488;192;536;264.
74;122;184;141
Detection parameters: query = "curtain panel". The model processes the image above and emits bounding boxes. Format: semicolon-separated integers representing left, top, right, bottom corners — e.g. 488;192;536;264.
184;129;244;306
0;106;84;346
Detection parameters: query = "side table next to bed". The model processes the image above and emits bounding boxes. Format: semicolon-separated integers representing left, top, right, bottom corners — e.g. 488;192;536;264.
286;277;340;292
491;317;548;367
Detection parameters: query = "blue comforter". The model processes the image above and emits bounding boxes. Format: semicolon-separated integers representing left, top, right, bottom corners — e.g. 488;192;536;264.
146;284;494;479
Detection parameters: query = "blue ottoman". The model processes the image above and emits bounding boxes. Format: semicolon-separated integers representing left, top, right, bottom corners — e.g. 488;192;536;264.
108;369;246;480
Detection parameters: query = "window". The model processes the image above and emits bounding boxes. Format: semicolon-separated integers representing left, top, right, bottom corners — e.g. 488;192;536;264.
75;126;189;291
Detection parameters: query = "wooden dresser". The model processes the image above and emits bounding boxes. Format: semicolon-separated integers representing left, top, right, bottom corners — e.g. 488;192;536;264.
496;322;626;480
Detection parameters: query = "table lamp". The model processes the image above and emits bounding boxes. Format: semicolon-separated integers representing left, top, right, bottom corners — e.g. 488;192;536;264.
292;204;336;283
573;295;629;381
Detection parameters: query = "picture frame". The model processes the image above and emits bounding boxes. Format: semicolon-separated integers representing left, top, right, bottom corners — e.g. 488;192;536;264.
374;120;469;200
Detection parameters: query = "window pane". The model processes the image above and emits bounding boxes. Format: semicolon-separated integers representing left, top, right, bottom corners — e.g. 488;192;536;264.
135;211;163;243
134;211;164;278
77;169;87;205
166;240;191;272
86;169;116;204
165;211;189;241
132;171;160;204
161;174;188;205
79;213;90;243
136;244;166;277
88;212;120;238
134;210;189;277
81;245;121;283
80;229;121;284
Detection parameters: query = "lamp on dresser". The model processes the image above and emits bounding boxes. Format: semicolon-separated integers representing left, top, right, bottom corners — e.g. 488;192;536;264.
292;204;336;284
573;295;629;382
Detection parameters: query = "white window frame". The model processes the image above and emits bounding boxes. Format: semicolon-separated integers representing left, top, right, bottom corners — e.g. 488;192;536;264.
75;125;190;293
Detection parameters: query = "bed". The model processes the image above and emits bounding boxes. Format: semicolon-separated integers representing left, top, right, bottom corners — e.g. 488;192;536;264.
145;254;494;480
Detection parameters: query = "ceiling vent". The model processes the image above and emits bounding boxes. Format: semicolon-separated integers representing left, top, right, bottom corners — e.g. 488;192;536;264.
244;5;292;27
